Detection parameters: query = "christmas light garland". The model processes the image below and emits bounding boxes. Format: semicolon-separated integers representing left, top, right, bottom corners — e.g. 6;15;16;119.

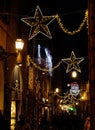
27;55;62;72
55;9;88;35
55;92;79;106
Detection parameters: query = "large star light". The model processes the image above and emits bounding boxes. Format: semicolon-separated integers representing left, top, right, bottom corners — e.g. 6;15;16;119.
62;51;84;73
21;5;56;40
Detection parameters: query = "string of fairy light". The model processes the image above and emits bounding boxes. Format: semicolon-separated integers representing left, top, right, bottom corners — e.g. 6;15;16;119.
55;9;88;35
27;55;63;72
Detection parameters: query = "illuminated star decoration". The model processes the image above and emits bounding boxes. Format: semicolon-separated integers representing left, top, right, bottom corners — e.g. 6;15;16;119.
62;51;84;73
21;5;56;40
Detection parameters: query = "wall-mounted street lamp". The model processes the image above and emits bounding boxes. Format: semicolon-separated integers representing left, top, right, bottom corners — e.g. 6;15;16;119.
10;38;24;130
15;39;24;66
15;38;24;52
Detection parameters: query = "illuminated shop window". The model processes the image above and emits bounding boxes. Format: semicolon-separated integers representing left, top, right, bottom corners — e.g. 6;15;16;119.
11;101;16;130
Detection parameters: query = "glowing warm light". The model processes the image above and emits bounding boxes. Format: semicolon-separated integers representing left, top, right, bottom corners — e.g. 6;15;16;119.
55;10;88;35
80;91;88;100
45;99;48;102
72;71;77;78
76;102;79;105
67;83;70;87
11;101;16;130
55;88;59;93
11;101;16;117
45;107;48;110
81;96;85;100
15;39;24;51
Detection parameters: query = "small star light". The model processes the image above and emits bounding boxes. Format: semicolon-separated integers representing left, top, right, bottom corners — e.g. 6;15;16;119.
21;5;56;40
62;51;84;73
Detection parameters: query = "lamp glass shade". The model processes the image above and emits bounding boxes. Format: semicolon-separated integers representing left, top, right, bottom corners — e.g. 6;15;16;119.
15;39;24;50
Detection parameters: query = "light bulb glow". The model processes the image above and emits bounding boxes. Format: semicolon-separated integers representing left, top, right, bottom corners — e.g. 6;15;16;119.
72;71;77;78
15;39;24;50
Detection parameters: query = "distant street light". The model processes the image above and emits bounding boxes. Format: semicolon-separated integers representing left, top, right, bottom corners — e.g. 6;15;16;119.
71;71;77;78
55;88;59;93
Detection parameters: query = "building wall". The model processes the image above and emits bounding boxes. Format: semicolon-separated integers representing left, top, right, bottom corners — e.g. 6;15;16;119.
0;20;7;112
88;0;95;129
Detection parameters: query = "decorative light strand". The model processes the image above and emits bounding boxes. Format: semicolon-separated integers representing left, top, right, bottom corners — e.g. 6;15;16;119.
55;92;78;106
27;55;62;72
27;53;84;73
85;10;88;29
55;9;88;35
